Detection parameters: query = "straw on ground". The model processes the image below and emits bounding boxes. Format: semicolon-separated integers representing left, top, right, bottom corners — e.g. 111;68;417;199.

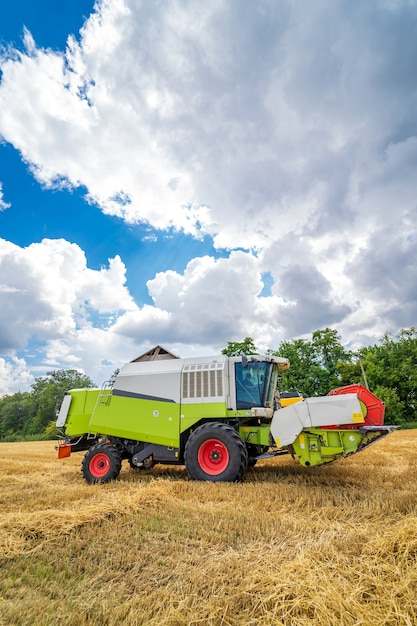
1;430;417;625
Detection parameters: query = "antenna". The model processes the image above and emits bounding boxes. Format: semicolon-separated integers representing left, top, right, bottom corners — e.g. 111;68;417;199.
358;353;369;390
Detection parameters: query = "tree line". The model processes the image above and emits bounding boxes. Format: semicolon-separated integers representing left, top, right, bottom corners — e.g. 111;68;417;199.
0;370;93;441
1;327;416;440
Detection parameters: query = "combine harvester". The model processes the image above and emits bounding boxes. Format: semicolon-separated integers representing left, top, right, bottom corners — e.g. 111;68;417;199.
56;351;394;483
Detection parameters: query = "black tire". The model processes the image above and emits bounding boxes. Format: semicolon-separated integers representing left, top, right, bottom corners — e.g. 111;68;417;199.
184;422;248;482
81;442;122;484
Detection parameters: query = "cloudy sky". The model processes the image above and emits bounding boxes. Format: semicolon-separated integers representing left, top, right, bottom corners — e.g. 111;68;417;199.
0;0;416;394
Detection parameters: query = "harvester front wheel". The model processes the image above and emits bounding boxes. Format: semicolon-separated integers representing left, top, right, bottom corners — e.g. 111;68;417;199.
82;443;122;484
184;423;248;482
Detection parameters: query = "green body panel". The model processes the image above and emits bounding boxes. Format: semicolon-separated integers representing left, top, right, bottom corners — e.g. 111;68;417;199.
89;394;180;447
227;409;257;419
64;389;102;437
65;391;236;447
290;428;378;467
180;401;229;433
291;428;365;467
239;424;271;447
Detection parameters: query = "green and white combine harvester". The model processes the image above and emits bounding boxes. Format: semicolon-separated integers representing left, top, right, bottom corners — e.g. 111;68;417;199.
56;352;394;483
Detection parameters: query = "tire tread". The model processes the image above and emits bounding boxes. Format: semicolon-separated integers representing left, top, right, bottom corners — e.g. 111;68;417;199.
184;422;248;482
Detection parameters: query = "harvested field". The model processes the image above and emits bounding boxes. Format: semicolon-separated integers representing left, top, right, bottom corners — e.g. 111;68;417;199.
1;430;417;625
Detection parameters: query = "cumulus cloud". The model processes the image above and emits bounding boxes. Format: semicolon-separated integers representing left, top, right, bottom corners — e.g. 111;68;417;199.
114;252;267;345
0;238;140;388
112;251;318;351
1;0;415;248
0;356;34;396
346;227;417;328
0;238;135;350
0;0;416;390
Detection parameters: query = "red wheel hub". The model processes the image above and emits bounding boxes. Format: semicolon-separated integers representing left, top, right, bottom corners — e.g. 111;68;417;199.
89;453;111;478
198;439;229;475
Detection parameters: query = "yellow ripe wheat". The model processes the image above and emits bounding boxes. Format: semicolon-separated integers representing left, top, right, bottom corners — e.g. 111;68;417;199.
1;430;417;625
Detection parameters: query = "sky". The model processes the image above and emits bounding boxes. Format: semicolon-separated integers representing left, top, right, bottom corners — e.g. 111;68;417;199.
0;0;416;395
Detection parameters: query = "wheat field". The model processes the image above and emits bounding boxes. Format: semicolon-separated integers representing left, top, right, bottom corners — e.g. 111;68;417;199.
0;430;416;625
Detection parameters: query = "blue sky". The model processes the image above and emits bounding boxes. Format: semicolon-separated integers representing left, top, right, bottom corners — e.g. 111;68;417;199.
0;0;416;394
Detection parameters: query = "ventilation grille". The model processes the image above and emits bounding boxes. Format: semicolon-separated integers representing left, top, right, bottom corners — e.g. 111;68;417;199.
182;363;224;399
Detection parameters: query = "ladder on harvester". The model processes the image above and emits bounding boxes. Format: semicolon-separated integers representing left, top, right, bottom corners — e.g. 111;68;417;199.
81;379;115;444
93;378;115;414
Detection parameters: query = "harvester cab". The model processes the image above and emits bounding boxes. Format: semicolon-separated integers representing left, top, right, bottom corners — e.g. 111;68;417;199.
56;352;395;483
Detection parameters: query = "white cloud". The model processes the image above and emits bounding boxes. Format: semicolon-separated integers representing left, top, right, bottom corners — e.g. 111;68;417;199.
0;238;135;349
0;238;140;386
0;183;10;211
113;251;290;350
0;356;34;396
1;1;415;245
0;1;416;390
1;0;414;246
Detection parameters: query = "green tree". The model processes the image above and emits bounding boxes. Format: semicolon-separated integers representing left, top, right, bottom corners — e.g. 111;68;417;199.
29;370;94;434
272;337;317;396
273;328;355;397
373;385;405;426
222;337;258;356
0;392;36;439
311;328;352;373
336;359;362;387
360;328;417;424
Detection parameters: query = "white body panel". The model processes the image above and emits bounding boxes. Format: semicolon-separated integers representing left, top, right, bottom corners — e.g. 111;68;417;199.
115;359;184;403
114;356;229;404
56;394;72;427
270;393;364;446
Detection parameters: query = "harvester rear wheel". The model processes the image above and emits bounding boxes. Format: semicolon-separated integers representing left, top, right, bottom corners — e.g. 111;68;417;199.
81;442;122;484
184;423;248;482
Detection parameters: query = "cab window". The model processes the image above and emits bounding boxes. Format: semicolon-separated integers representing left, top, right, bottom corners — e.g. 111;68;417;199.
235;362;266;409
